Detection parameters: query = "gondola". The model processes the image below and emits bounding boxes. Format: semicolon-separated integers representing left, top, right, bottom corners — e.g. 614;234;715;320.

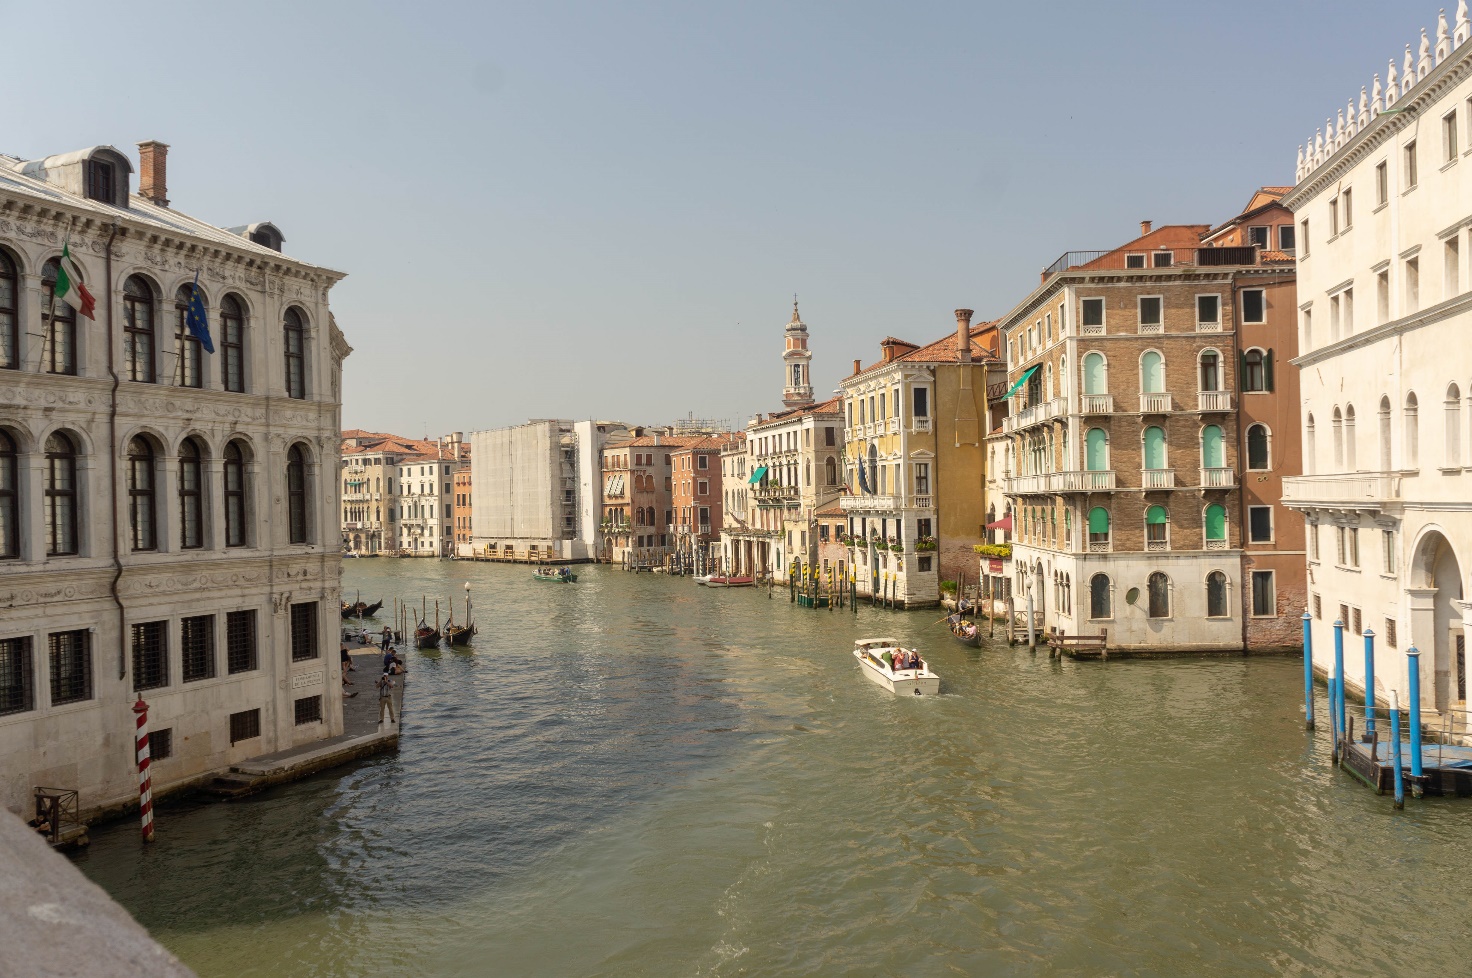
340;598;385;619
415;623;441;649
947;613;983;648
445;622;477;646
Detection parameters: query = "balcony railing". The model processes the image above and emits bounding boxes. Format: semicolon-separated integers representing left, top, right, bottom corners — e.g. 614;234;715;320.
911;417;932;433
1003;396;1067;433
1195;245;1260;266
1005;470;1117;494
888;418;900;434
1141;468;1176;489
1281;472;1403;509
1044;250;1111;275
912;495;933;509
1197;391;1232;412
1081;394;1114;414
1139;393;1171;413
1196;320;1223;332
841;494;902;512
1200;467;1235;488
1138;322;1163;334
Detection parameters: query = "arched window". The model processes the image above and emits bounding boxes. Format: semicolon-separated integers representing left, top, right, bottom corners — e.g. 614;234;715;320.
1143;426;1166;470
1146;504;1168;549
221;295;246;393
1242;349;1271;392
1148;571;1171;618
1087;506;1110;550
1205;503;1227;546
0;250;15;370
1405;392;1420;467
0;429;16;558
41;257;78;375
174;284;204;388
1045;363;1054;400
1090;573;1112;619
1206;571;1229;618
179;437;204;549
1199;350;1221;392
1201;425;1224;469
45;432;78;555
287;445;309;543
1085;428;1109;471
1305;414;1317;475
283;308;306;399
1083;352;1106;394
1344;404;1357;471
1059;355;1068;396
123;276;156;383
1141;351;1164;393
1332;406;1344;468
1379;396;1393;471
825;456;837;486
1246;424;1270;470
224;441;248;547
1446;383;1462;468
127;436;157;551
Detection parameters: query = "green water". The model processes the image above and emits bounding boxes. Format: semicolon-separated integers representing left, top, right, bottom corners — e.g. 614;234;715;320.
76;560;1472;977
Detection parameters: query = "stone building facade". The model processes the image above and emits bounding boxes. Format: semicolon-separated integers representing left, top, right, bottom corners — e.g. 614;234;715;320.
0;141;348;818
669;435;739;572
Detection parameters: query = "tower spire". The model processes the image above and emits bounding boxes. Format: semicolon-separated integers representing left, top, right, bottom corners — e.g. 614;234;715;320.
781;297;814;409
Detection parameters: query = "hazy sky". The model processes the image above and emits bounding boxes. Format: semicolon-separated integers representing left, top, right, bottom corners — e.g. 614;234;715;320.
2;0;1437;435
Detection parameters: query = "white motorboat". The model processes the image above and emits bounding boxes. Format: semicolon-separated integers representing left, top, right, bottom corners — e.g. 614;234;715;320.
694;575;713;586
852;638;940;696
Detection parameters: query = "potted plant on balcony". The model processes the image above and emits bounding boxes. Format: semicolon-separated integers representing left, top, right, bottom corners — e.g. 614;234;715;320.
916;535;938;552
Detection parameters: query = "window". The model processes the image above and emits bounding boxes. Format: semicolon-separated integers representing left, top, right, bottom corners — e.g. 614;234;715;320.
1152;252;1173;268
40;257;78;375
1352;606;1363;635
44;432;78;556
224;441;247;547
1314;594;1322;620
1342;188;1353;229
1205;503;1227;544
0;637;33;716
132;620;168;691
1446;111;1460;162
1405;141;1418;189
1247;226;1269;250
1206;572;1229;618
181;614;215;682
1329;198;1339;236
127;436;157;551
1087;506;1110;547
1376;269;1390;324
1300;218;1310;257
287;444;309;543
0;250;16;370
294;695;323;725
227;609;258;673
1146;505;1168;548
1310;523;1321;561
1141;351;1164;393
1406;392;1420;467
1376;161;1389;205
1242;349;1271;392
1447;383;1463;467
1138;296;1162;330
1406;257;1420;312
1383;529;1397;575
1143;426;1166;470
1386;618;1398;649
698;455;708;470
290;601;318;661
915;463;930;495
174;284;204;388
1241;289;1265;324
1196;295;1220;327
1085;428;1109;471
1448;238;1462;298
1090;574;1112;619
1247;424;1270;470
1147;572;1171;618
1126;254;1146;269
123;276;156;383
697;480;708;495
283;307;306;399
230;708;261;745
1248;506;1273;543
1081;298;1105;330
150;728;173;761
85;158;115;203
1251;571;1276;616
0;430;15;559
179;437;204;549
1278;224;1296;251
221;295;245;393
918;556;932;572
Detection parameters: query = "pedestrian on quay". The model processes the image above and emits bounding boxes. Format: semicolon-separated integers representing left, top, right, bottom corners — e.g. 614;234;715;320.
380;625;392;651
376;671;397;726
340;645;354;686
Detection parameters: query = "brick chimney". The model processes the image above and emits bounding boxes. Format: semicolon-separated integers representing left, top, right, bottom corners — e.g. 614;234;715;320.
955;309;974;364
1140;220;1152;236
852;358;862;376
137;141;170;207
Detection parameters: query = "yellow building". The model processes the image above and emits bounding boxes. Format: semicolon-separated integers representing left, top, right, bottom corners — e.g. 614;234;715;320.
840;311;1005;606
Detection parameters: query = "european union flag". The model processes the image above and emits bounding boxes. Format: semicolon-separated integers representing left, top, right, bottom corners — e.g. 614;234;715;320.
185;270;214;353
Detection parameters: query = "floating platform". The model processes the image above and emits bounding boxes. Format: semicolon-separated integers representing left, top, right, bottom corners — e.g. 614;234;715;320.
1341;735;1472;796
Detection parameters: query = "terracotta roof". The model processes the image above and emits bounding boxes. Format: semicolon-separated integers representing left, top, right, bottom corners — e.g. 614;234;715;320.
815;505;845;518
1259;250;1296;264
623;434;706;448
754;396;844;427
849;323;1000;382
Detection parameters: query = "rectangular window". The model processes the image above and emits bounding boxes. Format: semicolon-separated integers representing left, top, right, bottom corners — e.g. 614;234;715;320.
1383;529;1396;575
1386;618;1398;648
1313;594;1322;620
697;480;708;495
229;708;261;745
151;728;173;761
1081;298;1104;329
1138;296;1162;329
1247;226;1270;250
825;426;835;446
289;602;318;661
918;556;932;572
1152;252;1173;268
914;463;930;495
1241;289;1266;324
47;630;91;705
1250;571;1276;617
1196;294;1220;326
1336;526;1347;564
294;694;323;725
131;620;168;691
697;455;708;470
1125;253;1146;269
1348;527;1360;568
1447;237;1461;298
917;518;932;538
1446;111;1460;162
1248;506;1273;543
1329;198;1339;236
1376;161;1389;205
180;614;215;683
1300;218;1310;257
1340;603;1350;629
1278;224;1296;252
0;637;34;716
1406;258;1420;312
86;159;115;203
1377;269;1390;323
1405;141;1418;189
1310;524;1320;561
1352;606;1363;635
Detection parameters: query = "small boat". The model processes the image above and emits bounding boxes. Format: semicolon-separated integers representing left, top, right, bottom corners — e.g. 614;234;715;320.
694;575;713;586
340;598;384;619
415;622;441;649
533;567;578;583
852;638;940;696
445;622;476;646
948;614;983;648
705;576;754;588
342;550;361;558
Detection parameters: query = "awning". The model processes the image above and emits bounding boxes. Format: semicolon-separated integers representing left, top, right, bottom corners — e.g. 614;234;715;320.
1000;364;1040;400
748;466;768;485
984;515;1012;531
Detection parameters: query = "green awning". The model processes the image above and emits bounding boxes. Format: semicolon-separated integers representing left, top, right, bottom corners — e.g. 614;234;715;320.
1001;364;1040;399
749;466;768;485
1146;505;1168;525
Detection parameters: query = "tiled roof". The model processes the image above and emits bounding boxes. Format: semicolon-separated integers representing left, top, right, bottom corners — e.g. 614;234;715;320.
815;505;845;518
849;323;1000;381
1259;250;1296;264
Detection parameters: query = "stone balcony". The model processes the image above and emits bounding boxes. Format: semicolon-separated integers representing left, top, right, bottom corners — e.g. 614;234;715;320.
1005;470;1116;494
1141;468;1175;489
841;494;903;513
1200;466;1235;488
1080;394;1114;414
1281;472;1403;513
1002;396;1067;434
1197;391;1233;412
1139;393;1172;413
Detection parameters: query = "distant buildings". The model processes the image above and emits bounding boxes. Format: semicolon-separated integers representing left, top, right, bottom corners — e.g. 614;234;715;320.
339;430;465;557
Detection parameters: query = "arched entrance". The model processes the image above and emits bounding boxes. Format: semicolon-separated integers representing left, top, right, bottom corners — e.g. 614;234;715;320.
1409;529;1465;712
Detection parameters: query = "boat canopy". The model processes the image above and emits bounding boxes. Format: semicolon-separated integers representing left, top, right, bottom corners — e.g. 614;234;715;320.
854;637;900;648
748;466;768;485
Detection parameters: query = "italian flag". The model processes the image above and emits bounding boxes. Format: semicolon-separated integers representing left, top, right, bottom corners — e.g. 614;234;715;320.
53;242;96;319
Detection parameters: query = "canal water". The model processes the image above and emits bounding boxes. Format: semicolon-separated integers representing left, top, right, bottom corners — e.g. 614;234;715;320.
77;560;1471;977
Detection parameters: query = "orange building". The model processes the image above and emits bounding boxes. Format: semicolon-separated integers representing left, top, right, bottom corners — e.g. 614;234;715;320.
669;434;740;573
453;468;473;554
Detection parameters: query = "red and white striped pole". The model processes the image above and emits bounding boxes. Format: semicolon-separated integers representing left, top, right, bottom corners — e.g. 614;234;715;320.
133;698;154;843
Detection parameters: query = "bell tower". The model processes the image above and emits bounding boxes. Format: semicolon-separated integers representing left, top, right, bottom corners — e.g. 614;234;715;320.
782;296;814;409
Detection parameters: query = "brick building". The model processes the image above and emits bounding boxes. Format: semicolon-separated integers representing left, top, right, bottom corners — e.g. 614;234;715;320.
669;434;740;572
453;468;472;554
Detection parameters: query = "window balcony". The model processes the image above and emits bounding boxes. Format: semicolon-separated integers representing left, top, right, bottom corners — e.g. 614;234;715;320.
1002;396;1067;433
1197;391;1233;412
1080;394;1114;414
1138;322;1163;334
841;494;902;512
1281;472;1403;513
1139;393;1172;413
1205;538;1231;550
912;494;933;509
911;417;932;433
1196;321;1223;333
1087;540;1112;553
1200;467;1235;488
1141;468;1175;489
1005;470;1116;494
887;418;900;434
1081;323;1105;336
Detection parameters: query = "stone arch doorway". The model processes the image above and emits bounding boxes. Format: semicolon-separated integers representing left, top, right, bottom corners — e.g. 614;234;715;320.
1409;528;1465;712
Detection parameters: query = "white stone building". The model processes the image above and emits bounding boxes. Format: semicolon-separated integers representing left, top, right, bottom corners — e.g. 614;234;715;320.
0;141;349;819
1284;4;1472;723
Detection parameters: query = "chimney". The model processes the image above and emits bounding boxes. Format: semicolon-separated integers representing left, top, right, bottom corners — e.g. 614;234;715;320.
955;309;974;364
1140;220;1152;237
852;358;862;376
137;141;170;207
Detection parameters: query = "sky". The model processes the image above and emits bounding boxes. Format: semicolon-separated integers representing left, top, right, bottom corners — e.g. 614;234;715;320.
1;0;1443;436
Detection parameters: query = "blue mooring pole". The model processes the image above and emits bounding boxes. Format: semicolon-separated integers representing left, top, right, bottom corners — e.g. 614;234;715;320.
1302;612;1315;730
1333;619;1346;763
1390;689;1405;809
1363;628;1376;739
1407;647;1424;795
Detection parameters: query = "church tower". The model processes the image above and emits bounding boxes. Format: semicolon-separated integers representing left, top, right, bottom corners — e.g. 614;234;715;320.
782;297;815;409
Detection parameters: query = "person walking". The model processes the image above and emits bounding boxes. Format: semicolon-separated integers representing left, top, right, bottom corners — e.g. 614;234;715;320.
376;671;397;726
380;625;392;651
